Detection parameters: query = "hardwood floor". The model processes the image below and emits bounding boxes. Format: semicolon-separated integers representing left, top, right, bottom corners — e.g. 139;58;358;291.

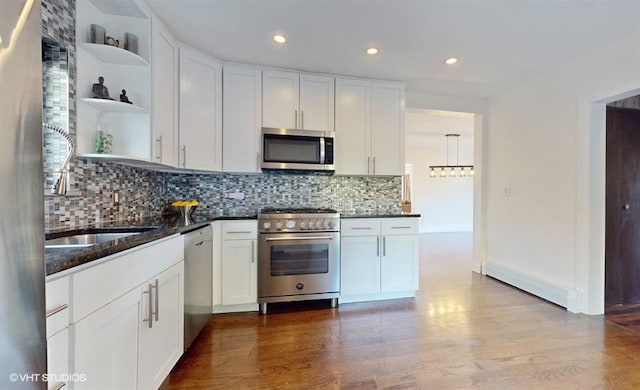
166;232;640;389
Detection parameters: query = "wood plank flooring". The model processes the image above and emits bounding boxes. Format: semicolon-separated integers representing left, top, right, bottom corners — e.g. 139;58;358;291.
166;232;640;389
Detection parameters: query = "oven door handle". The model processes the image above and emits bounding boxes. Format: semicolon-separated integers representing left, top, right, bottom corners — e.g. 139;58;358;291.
265;236;334;242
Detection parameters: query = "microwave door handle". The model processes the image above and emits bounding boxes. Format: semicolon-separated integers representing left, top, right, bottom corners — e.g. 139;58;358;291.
320;137;325;164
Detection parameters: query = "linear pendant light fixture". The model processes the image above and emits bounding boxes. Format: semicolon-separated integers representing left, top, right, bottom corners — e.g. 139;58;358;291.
429;133;474;178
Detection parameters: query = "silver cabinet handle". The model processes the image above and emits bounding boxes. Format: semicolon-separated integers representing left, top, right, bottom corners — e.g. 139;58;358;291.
367;156;371;174
390;226;412;229
53;382;66;390
383;236;386;256
46;304;68;318
155;136;163;161
351;227;372;230
376;236;379;257
182;145;187;168
301;110;304;129
295;109;298;128
251;241;255;263
373;157;376;175
143;284;153;328
227;231;253;234
153;279;159;322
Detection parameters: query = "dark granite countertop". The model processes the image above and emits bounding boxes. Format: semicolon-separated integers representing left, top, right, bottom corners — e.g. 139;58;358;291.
45;213;257;276
340;213;421;219
45;211;417;276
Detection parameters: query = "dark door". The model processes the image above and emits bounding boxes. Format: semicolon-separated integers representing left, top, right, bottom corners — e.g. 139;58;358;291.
605;106;640;305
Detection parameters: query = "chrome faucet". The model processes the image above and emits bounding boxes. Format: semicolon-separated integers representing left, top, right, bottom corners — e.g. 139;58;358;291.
43;122;75;195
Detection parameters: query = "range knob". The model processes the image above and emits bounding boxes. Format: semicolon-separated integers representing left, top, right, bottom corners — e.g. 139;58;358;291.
275;221;283;230
285;219;296;229
325;220;334;229
300;220;308;230
262;221;272;230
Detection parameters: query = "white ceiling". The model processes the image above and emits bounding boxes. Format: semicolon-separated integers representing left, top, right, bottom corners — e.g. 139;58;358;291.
145;0;640;99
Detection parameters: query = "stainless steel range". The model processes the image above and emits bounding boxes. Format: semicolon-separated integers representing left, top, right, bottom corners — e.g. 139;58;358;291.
258;208;340;314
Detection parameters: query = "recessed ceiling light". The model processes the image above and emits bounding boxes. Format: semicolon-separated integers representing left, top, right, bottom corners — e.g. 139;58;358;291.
366;47;379;55
445;57;458;65
273;35;286;44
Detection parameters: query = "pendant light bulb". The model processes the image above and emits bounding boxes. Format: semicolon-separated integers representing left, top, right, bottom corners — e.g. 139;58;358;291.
470;168;475;176
460;168;466;177
440;168;446;177
449;167;456;177
430;168;436;178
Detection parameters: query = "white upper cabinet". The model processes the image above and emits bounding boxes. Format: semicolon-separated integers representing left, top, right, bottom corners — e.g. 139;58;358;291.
335;78;405;176
151;20;178;166
335;78;371;175
178;47;222;171
75;0;152;160
223;64;262;173
262;70;334;131
299;73;335;131
371;82;405;176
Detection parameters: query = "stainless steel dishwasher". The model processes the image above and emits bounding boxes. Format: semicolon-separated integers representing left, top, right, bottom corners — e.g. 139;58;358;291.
183;223;213;350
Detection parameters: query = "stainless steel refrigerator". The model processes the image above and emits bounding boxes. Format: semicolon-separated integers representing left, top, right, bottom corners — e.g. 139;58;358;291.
0;1;47;388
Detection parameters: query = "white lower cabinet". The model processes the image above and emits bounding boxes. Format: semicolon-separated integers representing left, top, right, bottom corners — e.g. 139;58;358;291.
340;218;419;303
73;287;141;389
138;262;184;390
67;235;184;389
45;276;70;390
213;221;259;313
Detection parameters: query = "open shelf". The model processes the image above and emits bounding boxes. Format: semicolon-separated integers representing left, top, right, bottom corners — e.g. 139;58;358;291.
79;98;148;114
80;43;149;66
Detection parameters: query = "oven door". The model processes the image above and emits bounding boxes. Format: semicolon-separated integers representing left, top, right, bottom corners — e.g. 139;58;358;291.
258;232;340;299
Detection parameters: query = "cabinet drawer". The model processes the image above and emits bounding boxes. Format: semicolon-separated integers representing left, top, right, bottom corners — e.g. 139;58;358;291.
222;221;257;240
47;327;69;390
46;276;70;338
341;219;380;236
71;236;182;323
380;218;419;235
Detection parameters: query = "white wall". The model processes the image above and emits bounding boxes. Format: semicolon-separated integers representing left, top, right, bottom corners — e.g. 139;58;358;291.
485;26;640;313
405;109;474;233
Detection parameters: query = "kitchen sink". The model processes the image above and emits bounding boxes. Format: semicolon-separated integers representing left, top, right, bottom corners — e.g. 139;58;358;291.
45;227;160;253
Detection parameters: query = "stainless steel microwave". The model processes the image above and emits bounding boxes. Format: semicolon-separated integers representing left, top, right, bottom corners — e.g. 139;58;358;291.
261;128;335;172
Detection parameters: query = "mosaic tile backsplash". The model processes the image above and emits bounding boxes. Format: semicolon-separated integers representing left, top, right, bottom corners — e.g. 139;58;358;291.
42;0;76;193
45;165;402;230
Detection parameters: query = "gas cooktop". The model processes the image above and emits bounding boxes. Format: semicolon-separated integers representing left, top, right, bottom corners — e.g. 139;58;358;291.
259;207;338;215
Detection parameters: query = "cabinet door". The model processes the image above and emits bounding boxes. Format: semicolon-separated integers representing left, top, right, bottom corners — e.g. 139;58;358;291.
299;73;334;131
262;70;299;129
47;328;68;390
72;287;140;390
222;239;257;305
223;65;262;173
380;234;419;293
179;47;222;171
139;262;184;390
341;236;381;296
152;22;178;166
335;78;371;175
370;82;405;175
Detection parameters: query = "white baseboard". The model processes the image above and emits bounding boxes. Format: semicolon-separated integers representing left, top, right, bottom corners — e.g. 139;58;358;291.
484;260;578;310
212;303;258;314
339;291;416;304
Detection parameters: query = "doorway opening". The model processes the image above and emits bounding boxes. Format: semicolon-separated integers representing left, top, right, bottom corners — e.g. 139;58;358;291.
404;108;477;273
604;95;640;332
